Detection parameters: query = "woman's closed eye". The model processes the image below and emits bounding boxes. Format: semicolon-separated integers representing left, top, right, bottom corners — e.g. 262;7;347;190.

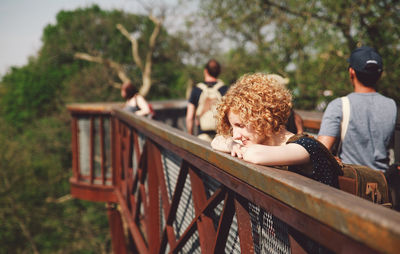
233;123;245;128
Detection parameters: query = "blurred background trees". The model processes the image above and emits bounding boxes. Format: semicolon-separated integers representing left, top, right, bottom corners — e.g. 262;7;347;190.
0;5;190;253
0;1;399;252
191;0;400;108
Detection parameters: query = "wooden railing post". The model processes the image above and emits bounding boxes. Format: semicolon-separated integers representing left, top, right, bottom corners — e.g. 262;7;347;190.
107;203;128;254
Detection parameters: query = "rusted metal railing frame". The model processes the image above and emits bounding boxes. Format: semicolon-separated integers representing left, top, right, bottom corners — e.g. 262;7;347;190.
68;102;398;252
115;114;366;253
114;120;148;253
68;104;118;202
71;116;80;181
115;113;330;253
113;108;400;254
69;114;112;184
114;115;252;253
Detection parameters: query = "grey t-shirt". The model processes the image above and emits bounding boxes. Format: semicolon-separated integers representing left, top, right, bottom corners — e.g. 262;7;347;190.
318;92;397;171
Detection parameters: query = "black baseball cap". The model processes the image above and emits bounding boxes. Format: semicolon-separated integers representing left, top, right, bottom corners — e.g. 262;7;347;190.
348;46;383;74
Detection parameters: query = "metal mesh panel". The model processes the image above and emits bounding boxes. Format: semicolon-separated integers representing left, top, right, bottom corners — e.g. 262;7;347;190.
132;131;145;178
160;148;200;253
249;202;290;254
161;149;182;201
78;118;90;181
179;231;201;254
129;129;291;253
93;118;102;183
131;130;148;221
158;149;244;253
200;171;241;254
138;132;145;154
132;131;146;171
160;189;166;250
132;138;138;176
78;117;112;185
103;118;112;182
225;215;241;254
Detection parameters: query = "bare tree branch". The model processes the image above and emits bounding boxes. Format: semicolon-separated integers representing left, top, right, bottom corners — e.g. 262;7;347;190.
116;24;144;71
140;14;162;95
75;10;163;97
74;53;131;84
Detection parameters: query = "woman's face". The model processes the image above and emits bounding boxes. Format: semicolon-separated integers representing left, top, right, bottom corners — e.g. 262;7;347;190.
228;111;265;145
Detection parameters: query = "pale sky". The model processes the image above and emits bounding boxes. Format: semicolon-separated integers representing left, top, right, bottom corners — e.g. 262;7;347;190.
0;0;182;78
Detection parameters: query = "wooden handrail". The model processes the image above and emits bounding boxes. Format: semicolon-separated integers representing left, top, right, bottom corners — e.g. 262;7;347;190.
67;100;324;132
115;108;400;253
68;102;400;254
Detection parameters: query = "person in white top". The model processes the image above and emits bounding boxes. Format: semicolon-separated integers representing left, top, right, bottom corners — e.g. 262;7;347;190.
121;82;151;116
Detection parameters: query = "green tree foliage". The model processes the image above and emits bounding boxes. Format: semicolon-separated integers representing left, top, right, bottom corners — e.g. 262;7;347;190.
2;1;397;252
40;5;189;101
0;5;190;130
191;0;400;109
0;61;71;130
0;116;111;253
0;5;191;253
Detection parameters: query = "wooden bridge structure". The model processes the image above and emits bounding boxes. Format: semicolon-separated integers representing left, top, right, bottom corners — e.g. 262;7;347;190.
67;100;400;254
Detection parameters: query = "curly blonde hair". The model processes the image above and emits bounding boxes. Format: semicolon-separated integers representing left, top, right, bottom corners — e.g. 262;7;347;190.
216;73;292;138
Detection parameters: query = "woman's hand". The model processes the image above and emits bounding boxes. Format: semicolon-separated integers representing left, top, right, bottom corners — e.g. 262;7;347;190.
212;135;252;161
211;135;235;153
230;143;261;163
230;143;247;159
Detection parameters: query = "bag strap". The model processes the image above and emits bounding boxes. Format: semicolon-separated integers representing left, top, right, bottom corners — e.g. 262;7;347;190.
394;106;400;165
341;96;350;142
212;80;225;91
196;80;224;92
196;82;208;91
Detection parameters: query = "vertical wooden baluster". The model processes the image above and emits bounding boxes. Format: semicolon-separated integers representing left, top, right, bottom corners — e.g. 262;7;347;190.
122;124;128;198
146;140;161;253
159;161;189;254
116;190;148;253
131;139;149;241
89;116;94;184
169;187;225;253
125;127;133;207
111;117;117;186
130;129;141;220
100;116;106;185
234;195;255;254
132;129;141;179
114;118;124;189
107;203;128;254
213;190;235;253
189;167;216;254
288;228;308;254
148;141;178;252
71;116;80;181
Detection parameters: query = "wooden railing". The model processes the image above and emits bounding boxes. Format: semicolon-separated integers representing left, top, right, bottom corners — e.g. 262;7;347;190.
67;101;400;254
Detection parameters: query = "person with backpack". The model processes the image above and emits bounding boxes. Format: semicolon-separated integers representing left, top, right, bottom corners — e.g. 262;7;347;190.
317;46;397;172
186;59;229;141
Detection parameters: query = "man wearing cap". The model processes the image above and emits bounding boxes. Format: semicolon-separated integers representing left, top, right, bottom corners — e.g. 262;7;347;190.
318;46;397;171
